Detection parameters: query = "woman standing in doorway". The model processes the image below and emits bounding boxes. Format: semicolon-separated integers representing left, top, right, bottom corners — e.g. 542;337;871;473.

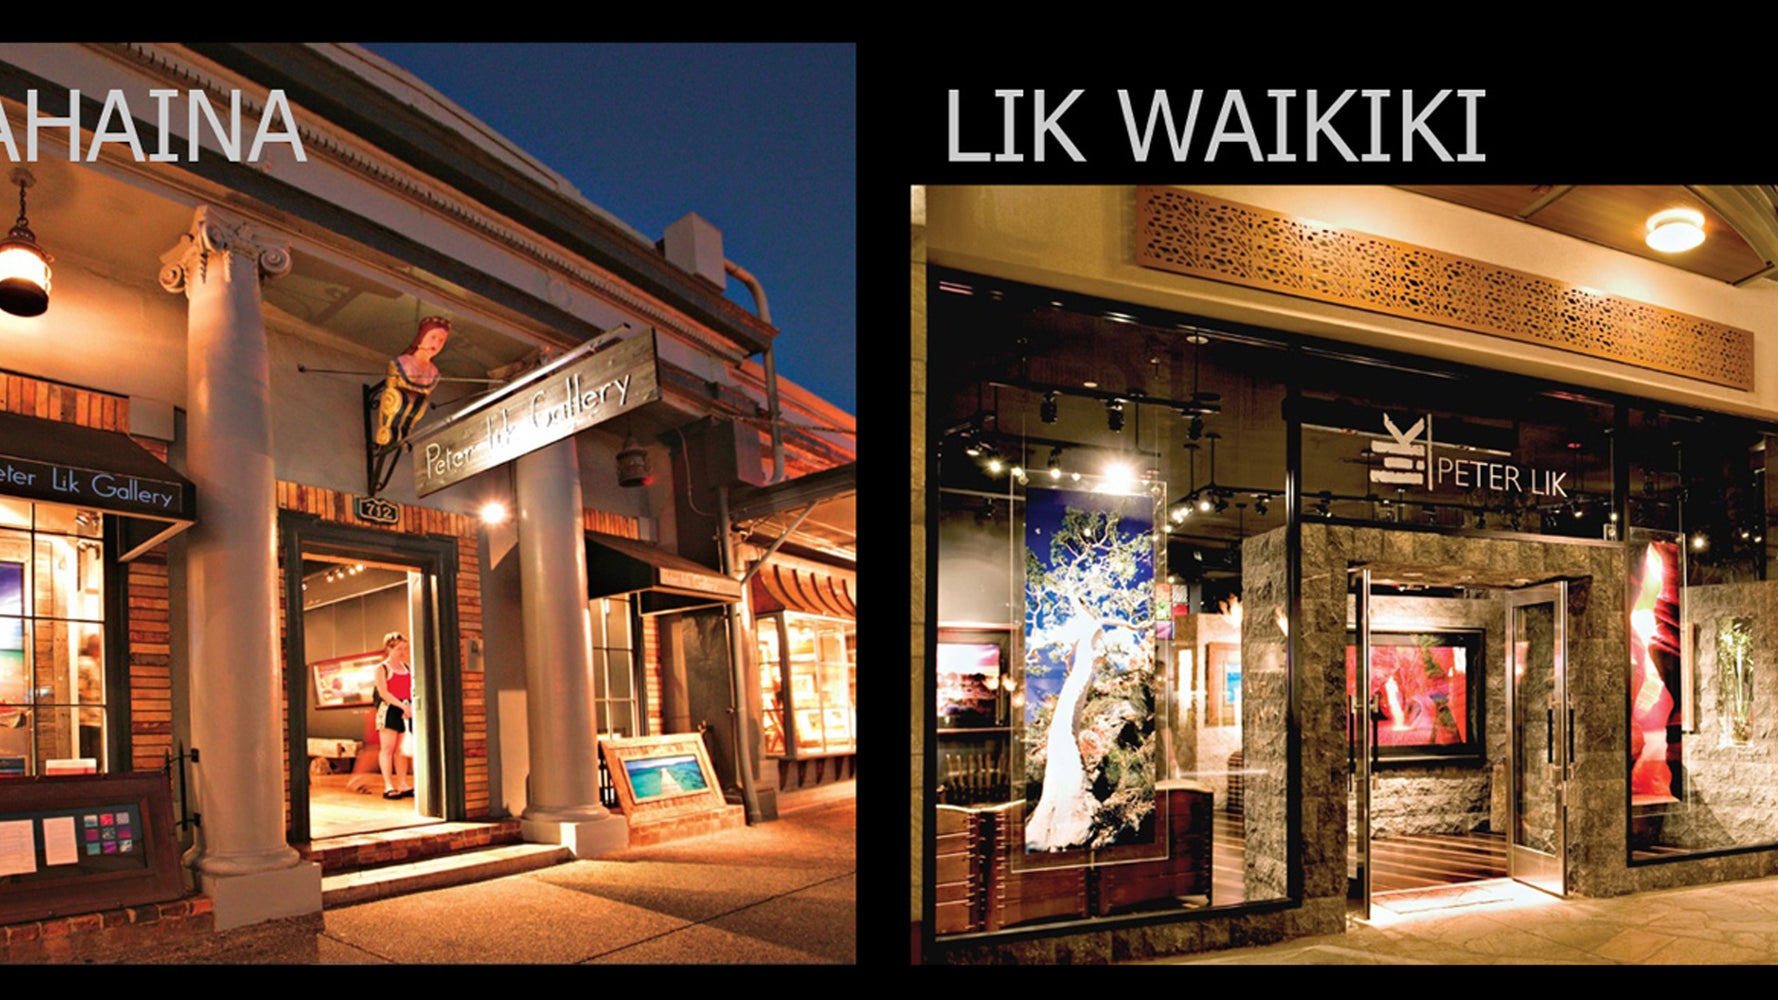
374;631;416;800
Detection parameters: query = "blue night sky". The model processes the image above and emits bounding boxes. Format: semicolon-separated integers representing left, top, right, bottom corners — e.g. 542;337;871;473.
362;43;856;417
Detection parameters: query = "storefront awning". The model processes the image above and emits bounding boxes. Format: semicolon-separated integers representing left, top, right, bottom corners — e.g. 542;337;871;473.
584;530;743;614
750;564;855;619
0;410;196;561
726;462;856;565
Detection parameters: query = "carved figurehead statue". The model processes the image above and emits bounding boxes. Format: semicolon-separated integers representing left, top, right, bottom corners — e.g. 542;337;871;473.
374;316;452;450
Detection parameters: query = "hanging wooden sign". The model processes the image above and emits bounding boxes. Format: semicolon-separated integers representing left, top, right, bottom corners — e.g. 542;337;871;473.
410;332;661;498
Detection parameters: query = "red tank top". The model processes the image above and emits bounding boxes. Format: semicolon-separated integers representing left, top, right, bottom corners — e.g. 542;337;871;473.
387;666;411;701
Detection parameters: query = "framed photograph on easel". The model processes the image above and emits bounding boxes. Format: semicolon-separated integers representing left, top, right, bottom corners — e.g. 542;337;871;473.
599;733;727;818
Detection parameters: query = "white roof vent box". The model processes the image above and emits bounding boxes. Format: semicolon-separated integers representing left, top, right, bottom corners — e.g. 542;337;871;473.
662;212;727;291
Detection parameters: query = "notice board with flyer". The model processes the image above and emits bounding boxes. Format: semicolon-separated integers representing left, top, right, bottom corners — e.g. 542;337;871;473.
0;772;184;924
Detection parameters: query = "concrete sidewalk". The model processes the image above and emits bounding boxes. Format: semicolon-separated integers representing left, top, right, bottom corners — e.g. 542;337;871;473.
120;797;855;965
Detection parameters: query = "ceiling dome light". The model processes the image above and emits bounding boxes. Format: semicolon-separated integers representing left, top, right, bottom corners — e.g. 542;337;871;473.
1645;208;1706;253
0;169;50;318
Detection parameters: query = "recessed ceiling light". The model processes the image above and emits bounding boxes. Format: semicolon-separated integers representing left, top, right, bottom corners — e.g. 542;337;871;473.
1645;208;1706;253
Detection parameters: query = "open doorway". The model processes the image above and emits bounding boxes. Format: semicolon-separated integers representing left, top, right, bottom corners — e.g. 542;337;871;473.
298;555;441;839
1348;560;1572;917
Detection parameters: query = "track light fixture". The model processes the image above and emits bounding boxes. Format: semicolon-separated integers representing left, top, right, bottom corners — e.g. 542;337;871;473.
1040;391;1058;424
1047;446;1063;479
1188;414;1203;440
1106;398;1125;433
1253;495;1269;517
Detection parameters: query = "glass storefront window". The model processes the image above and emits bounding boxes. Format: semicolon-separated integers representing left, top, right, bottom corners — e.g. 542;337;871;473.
591;595;637;737
1297;349;1618;538
930;270;1294;937
1625;415;1778;862
758;612;855;757
0;500;107;777
758;624;785;755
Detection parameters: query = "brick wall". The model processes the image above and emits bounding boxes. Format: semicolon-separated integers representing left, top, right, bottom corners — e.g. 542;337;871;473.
0;895;215;963
274;481;488;822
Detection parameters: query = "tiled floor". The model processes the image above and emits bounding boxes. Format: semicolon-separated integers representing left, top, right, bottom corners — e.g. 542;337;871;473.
1130;876;1778;964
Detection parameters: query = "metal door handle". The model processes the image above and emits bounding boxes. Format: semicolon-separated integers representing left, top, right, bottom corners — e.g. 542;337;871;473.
1546;708;1554;764
1347;696;1355;790
1568;708;1576;769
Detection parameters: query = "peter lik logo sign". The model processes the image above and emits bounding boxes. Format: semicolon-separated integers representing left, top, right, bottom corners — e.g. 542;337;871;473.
1369;412;1568;497
0;456;184;516
411;332;660;498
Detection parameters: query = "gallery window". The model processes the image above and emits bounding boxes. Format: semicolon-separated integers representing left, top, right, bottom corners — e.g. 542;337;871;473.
0;498;109;777
592;595;639;737
1621;410;1778;863
929;269;1294;938
758;612;856;757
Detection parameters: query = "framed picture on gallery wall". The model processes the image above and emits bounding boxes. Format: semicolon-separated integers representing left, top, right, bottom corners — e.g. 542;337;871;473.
935;627;1011;730
310;650;383;709
1206;643;1241;727
1345;630;1486;767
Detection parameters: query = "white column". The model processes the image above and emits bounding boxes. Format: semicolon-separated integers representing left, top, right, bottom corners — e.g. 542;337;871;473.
160;206;320;929
515;437;627;855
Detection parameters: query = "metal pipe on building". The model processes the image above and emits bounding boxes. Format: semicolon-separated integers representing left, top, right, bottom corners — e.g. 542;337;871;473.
724;259;785;485
721;258;782;824
718;482;765;823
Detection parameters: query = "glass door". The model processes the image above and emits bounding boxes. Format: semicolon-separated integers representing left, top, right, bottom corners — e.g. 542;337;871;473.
1348;567;1374;919
1506;581;1567;897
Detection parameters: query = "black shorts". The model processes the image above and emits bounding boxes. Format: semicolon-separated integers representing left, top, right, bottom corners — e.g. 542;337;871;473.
376;701;408;733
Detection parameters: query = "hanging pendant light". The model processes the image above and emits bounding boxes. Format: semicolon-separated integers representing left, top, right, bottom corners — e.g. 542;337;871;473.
616;432;654;488
0;169;50;318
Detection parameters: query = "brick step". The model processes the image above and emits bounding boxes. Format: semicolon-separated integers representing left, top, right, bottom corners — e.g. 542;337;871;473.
297;819;525;875
321;842;572;908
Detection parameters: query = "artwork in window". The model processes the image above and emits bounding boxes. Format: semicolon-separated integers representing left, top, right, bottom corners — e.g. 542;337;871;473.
0;612;22;732
1206;642;1241;727
1019;484;1158;857
1628;538;1683;802
1345;630;1485;765
1717;616;1755;748
936;638;1004;729
0;561;19;616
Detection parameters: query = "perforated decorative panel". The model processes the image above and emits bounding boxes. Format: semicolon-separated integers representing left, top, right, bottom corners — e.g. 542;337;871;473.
1135;187;1755;392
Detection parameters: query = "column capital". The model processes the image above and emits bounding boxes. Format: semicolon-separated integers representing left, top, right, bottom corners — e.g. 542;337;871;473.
159;204;291;295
